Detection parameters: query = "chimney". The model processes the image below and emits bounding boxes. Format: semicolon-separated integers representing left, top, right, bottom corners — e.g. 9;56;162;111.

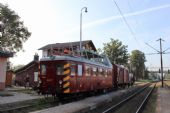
34;53;39;61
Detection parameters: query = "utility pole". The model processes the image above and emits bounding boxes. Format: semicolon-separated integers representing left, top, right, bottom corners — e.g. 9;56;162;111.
157;38;164;87
145;38;169;87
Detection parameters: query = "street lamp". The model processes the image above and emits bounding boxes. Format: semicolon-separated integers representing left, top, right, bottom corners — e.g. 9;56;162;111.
80;7;87;56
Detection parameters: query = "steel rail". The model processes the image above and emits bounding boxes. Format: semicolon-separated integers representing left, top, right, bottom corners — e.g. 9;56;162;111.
102;83;151;113
135;83;156;113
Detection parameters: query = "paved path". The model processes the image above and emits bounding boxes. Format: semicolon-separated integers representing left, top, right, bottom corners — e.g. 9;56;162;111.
156;86;170;113
0;87;42;104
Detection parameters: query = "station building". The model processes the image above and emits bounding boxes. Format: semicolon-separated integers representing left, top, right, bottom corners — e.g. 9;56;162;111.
0;50;13;90
14;40;96;87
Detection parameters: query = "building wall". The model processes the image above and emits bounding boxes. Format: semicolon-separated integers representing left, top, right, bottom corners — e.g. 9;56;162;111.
0;57;7;90
6;71;13;86
15;63;38;87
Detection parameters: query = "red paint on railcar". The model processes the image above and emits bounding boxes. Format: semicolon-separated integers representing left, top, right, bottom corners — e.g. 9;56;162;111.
38;51;132;96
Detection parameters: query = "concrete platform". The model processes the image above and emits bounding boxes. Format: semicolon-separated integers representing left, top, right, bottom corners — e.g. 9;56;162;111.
156;85;170;113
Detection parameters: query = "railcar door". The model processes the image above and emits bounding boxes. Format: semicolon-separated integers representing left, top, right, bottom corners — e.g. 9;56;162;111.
40;61;55;94
69;63;77;93
76;64;84;92
45;62;55;93
84;64;91;91
55;61;69;94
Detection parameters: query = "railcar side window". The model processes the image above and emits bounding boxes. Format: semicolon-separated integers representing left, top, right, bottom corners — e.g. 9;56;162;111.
85;65;91;76
99;68;103;76
41;65;46;75
108;70;111;77
56;64;64;75
93;67;97;76
78;64;83;76
104;69;108;77
71;63;76;76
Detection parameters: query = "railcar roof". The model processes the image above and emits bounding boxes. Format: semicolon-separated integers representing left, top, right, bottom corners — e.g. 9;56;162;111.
40;55;113;68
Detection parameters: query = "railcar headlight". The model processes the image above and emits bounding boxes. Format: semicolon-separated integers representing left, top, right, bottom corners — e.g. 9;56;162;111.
59;80;62;84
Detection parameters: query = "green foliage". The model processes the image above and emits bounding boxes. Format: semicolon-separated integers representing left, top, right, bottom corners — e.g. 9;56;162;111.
97;48;103;54
0;3;31;52
103;38;129;65
130;50;146;80
144;67;149;79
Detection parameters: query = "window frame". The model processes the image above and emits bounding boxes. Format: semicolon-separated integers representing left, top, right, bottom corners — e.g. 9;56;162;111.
92;67;97;77
56;64;64;75
77;64;83;76
70;63;76;76
41;64;46;76
85;65;91;76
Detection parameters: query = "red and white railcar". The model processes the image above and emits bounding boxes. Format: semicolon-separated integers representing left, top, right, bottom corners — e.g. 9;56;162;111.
38;50;113;96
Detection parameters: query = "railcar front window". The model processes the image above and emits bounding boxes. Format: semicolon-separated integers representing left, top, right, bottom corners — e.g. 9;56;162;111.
56;64;64;75
41;65;46;75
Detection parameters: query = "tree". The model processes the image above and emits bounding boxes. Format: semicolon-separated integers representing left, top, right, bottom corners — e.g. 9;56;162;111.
130;50;146;80
97;48;103;54
103;38;129;65
144;67;149;79
0;3;31;52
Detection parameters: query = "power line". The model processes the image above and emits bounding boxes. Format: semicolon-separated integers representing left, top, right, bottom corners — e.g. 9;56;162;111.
145;42;159;53
163;52;170;54
127;0;139;28
163;47;170;53
113;0;140;46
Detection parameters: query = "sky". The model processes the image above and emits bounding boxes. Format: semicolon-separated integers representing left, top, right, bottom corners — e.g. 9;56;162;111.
1;0;170;70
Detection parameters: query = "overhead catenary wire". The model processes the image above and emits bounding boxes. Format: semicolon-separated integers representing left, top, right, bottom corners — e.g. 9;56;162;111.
144;42;160;53
145;53;159;55
113;0;141;47
163;47;170;53
127;0;139;28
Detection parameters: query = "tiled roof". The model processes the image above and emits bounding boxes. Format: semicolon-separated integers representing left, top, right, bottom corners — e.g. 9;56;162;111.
14;61;38;74
38;40;97;51
0;50;13;58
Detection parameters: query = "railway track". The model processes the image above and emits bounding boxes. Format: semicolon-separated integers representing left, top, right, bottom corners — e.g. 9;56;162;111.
0;98;59;113
0;83;153;113
101;83;156;113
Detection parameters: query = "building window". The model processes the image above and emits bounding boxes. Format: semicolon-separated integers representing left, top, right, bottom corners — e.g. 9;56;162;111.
85;65;91;76
71;63;76;76
56;64;64;75
41;64;46;75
